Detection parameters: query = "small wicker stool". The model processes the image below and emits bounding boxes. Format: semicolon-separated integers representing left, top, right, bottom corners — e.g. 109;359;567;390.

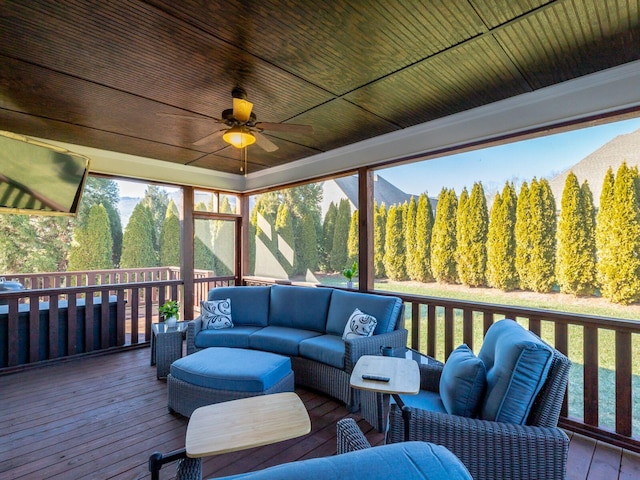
167;347;295;417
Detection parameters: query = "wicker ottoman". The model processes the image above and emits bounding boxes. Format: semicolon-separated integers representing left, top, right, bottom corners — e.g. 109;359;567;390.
167;347;295;417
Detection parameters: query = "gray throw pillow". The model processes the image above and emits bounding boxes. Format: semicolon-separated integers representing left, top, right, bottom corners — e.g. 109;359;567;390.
201;299;233;330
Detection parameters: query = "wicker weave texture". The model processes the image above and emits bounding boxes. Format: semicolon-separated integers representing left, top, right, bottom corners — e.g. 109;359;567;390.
167;370;295;418
336;418;372;454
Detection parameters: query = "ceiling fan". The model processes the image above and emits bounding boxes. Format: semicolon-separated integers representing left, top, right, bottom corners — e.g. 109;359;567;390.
159;87;313;153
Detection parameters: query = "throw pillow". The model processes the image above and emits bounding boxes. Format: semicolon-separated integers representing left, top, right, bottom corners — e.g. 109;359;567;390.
342;308;377;341
201;299;233;330
440;344;487;418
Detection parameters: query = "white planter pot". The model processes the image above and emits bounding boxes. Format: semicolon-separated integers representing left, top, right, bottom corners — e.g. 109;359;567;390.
165;316;177;328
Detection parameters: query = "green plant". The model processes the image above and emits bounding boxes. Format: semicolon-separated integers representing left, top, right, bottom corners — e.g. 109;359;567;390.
342;261;358;281
159;300;179;320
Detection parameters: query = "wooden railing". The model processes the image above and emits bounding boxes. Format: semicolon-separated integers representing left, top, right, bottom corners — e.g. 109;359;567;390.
0;273;235;372
241;277;640;453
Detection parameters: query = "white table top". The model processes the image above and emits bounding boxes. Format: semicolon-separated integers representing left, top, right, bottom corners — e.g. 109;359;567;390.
350;355;420;395
185;392;311;458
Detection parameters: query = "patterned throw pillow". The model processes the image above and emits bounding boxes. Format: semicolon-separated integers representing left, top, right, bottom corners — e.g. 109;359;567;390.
342;308;377;340
201;299;233;330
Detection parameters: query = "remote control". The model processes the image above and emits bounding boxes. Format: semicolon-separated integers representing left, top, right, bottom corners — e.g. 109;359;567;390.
362;374;390;382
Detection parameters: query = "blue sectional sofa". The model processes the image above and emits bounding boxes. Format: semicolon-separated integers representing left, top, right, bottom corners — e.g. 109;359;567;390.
186;285;408;414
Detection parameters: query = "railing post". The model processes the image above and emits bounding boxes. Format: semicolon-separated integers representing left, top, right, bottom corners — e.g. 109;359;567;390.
615;330;632;437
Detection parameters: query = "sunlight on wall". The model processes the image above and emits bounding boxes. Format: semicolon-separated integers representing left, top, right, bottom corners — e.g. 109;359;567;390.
277;234;294;267
257;213;272;241
254;236;288;279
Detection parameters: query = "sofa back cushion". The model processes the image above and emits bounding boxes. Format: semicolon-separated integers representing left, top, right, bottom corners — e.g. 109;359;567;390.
216;441;472;480
268;285;332;332
208;286;270;327
478;319;554;424
325;289;402;336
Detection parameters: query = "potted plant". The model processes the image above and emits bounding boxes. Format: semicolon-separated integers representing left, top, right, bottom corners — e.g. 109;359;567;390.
342;261;358;289
159;300;179;327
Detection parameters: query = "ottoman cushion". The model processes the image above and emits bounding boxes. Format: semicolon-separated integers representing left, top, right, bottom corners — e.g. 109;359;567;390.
171;347;292;392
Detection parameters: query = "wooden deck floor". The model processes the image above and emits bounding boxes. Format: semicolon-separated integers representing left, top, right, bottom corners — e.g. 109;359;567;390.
1;348;639;480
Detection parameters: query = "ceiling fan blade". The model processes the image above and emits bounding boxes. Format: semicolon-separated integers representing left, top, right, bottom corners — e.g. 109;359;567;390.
193;129;225;146
254;131;278;152
158;112;223;122
233;98;254;123
256;122;313;134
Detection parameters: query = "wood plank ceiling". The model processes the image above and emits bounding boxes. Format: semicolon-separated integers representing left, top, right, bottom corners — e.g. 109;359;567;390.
0;0;638;176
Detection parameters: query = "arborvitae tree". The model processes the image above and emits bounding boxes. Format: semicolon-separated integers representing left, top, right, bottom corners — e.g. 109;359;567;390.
321;202;338;272
527;178;556;293
347;209;359;265
556;173;597;295
159;200;180;267
599;163;640;303
596;167;615;295
374;202;387;278
431;188;458;283
414;193;434;282
456;183;488;286
276;203;296;275
330;199;351;272
515;182;531;289
383;204;406;280
193;202;216;271
212;197;235;276
486;182;518;290
121;203;157;268
298;211;319;274
68;204;113;271
141;185;169;252
454;188;469;285
405;196;419;281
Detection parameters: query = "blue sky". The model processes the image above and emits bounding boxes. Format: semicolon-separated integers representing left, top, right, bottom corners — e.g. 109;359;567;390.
380;117;640;196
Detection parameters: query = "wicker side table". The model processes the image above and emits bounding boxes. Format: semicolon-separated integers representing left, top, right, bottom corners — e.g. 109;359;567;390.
151;321;188;380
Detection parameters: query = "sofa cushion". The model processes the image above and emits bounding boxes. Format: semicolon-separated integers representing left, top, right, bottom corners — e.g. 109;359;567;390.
201;299;233;330
269;285;332;332
393;389;448;414
439;344;486;418
249;326;322;356
341;308;377;340
218;441;472;480
170;347;291;392
325;289;402;336
194;326;262;349
299;334;345;369
478;319;554;424
208;286;270;327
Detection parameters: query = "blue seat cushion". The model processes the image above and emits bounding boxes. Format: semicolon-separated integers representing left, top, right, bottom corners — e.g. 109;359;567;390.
393;389;447;414
439;344;486;418
208;286;271;327
170;347;291;392
219;442;472;480
325;289;402;335
249;326;321;356
194;326;262;349
269;285;332;332
478;319;554;424
299;334;345;369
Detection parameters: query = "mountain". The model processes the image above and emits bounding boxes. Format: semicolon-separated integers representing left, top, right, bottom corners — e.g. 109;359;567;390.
548;128;640;207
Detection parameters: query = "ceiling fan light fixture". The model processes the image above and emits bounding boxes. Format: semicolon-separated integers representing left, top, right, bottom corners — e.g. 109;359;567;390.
223;127;256;148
